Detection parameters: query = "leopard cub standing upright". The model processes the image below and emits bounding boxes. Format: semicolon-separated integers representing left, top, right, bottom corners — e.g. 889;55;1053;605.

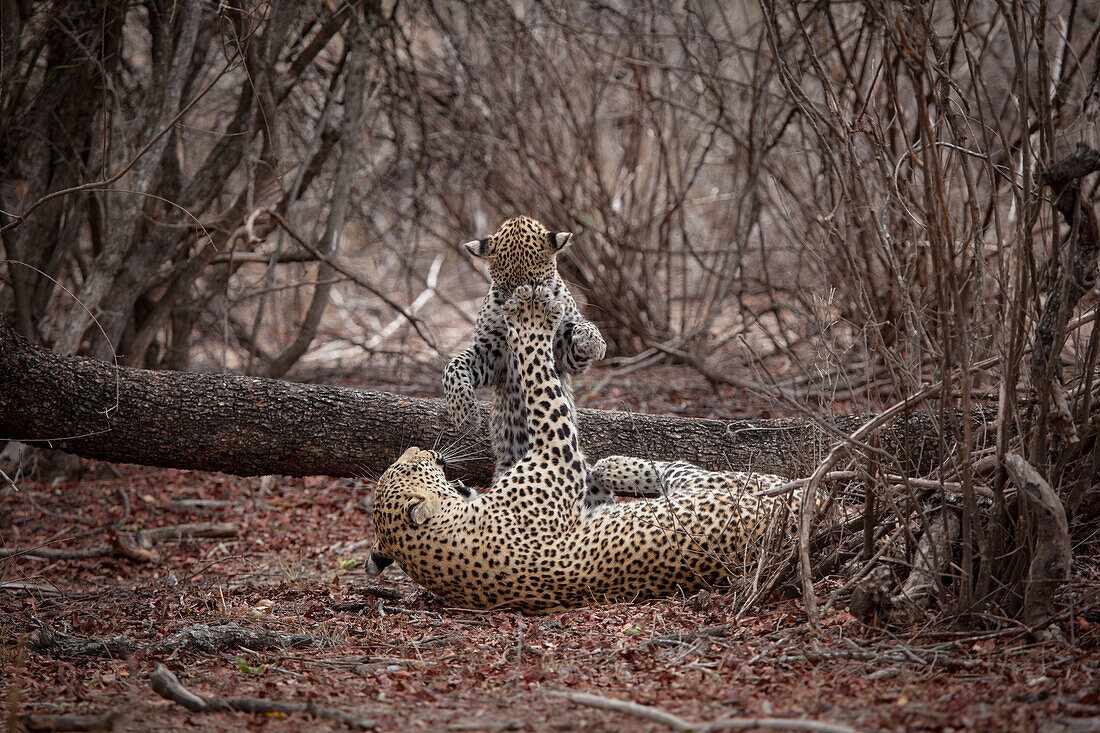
443;216;608;504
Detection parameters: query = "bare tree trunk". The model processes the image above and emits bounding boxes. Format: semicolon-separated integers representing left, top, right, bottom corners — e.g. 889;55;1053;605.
0;317;979;488
888;509;961;625
53;0;202;359
1004;454;1071;634
261;5;374;378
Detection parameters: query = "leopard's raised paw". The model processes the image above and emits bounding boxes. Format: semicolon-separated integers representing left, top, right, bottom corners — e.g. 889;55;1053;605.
502;284;534;316
546;296;566;324
533;283;556;305
572;322;606;361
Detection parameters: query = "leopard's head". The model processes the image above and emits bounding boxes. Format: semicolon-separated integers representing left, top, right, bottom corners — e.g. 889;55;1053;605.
464;216;573;292
366;447;478;576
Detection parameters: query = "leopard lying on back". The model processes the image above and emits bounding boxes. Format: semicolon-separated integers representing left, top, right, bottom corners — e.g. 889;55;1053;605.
443;216;608;504
368;284;822;613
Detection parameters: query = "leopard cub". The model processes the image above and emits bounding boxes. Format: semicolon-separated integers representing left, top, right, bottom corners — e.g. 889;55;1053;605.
442;216;608;504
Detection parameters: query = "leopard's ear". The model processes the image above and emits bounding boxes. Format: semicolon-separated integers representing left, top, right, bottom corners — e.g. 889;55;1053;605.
397;446;421;463
408;496;437;526
547;231;574;253
464;237;492;259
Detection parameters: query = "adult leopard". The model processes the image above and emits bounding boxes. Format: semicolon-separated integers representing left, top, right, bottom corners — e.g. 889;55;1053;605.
368;284;815;612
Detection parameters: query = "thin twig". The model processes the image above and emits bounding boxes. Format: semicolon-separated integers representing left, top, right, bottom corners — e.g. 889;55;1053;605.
0;523;238;561
548;690;859;733
264;209;445;357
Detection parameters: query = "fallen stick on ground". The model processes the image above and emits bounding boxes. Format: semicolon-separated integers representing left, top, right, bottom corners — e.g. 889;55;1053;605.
31;626;140;658
756;649;983;671
0;545;108;561
163;498;245;511
353;584;403;601
150;664;374;730
32;621;326;659
643;624;729;649
156;622;325;655
547;690;859;733
0;581;62;595
22;710;123;732
138;522;238;542
0;522;238;562
333;584;404;611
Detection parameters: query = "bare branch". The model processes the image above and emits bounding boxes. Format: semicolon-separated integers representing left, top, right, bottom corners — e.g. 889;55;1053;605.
548;690;860;733
150;664;374;729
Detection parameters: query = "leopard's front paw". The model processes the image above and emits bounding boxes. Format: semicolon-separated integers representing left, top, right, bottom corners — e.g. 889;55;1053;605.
538;284;566;328
443;360;484;434
571;321;606;362
501;284;534;320
503;284;565;337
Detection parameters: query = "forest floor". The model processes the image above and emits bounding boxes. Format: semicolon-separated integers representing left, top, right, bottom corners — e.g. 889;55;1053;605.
3;365;1100;732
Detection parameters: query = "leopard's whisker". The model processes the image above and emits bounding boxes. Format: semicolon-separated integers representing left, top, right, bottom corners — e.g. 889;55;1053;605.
438;430;489;462
437;437;461;458
354;461;381;483
438;413;483;454
440;451;489;467
440;441;491;460
443;454;488;464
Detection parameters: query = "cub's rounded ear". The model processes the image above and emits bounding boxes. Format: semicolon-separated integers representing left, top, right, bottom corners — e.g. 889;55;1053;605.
408;498;437;526
464;238;492;259
547;231;574;253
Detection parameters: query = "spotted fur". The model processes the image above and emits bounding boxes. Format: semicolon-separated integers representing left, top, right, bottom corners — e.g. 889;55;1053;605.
590;455;790;497
368;285;817;613
442;216;607;502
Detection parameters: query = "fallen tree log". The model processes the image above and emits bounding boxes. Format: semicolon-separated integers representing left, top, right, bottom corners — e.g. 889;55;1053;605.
0;318;988;488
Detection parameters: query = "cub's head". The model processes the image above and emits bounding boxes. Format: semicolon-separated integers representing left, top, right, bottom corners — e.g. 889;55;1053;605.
464;216;573;291
366;447;477;576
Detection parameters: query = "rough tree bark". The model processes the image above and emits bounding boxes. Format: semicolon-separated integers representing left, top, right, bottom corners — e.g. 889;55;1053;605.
0;318;985;488
1032;145;1100;455
888;509;962;625
1004;454;1071;633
